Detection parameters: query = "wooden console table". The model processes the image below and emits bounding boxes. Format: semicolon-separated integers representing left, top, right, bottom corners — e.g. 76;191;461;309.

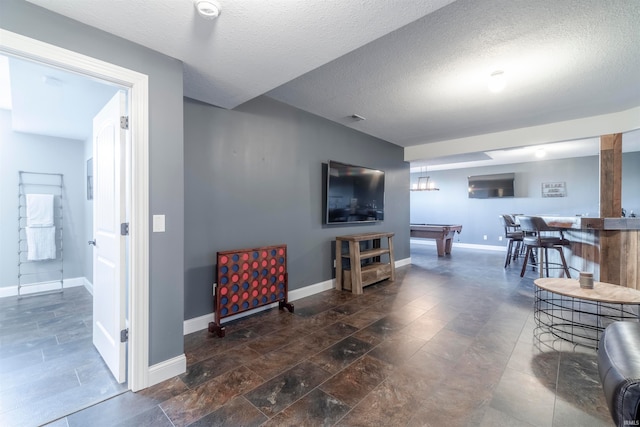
335;232;395;294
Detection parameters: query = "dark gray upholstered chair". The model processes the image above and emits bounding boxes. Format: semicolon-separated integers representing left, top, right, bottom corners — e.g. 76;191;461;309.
498;214;523;268
598;321;640;427
518;216;571;278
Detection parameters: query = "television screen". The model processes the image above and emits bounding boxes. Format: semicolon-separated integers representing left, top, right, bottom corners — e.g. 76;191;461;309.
326;161;385;224
468;173;515;199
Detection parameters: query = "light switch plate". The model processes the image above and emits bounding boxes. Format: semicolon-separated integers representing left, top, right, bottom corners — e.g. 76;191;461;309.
153;215;165;232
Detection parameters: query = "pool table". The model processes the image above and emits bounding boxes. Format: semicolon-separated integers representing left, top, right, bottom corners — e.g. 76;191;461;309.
410;224;463;256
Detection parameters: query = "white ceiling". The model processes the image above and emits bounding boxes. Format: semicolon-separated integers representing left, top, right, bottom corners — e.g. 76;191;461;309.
25;0;457;110
2;54;118;141
8;0;640;168
424;131;640;171
268;0;640;147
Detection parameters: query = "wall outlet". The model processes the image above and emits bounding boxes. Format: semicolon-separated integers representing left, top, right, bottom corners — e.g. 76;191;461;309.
498;236;503;241
483;235;488;240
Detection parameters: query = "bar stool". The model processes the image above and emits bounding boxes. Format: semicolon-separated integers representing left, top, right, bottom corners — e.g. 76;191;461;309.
506;214;527;258
509;213;537;267
498;214;523;268
518;216;571;278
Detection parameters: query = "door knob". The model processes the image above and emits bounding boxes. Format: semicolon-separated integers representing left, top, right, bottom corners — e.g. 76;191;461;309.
88;239;96;246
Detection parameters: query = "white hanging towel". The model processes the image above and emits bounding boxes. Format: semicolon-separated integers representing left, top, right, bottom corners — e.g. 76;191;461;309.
26;226;57;261
26;194;54;227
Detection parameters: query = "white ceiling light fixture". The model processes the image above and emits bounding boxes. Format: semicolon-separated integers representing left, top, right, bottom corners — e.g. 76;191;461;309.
410;167;440;191
535;148;547;158
488;70;506;93
194;0;221;20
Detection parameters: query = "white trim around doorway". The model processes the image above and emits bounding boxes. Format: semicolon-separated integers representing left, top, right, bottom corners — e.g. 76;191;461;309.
0;29;150;392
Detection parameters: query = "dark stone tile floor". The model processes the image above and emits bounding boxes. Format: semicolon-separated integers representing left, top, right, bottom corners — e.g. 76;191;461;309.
27;244;617;426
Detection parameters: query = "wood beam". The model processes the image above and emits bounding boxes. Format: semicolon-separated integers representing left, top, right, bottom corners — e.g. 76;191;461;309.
600;133;623;217
599;133;623;285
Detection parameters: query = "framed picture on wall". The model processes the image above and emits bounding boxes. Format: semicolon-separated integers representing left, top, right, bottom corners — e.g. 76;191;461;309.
87;158;93;200
541;181;566;198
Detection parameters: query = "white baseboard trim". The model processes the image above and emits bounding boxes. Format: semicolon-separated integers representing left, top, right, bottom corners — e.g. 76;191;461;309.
147;353;187;387
0;276;87;299
289;278;335;300
183;260;416;336
183;277;338;335
410;238;506;252
457;243;506;252
84;277;94;296
183;313;214;335
395;257;411;268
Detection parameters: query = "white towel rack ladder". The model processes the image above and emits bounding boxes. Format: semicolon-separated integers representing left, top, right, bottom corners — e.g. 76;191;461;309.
17;171;64;298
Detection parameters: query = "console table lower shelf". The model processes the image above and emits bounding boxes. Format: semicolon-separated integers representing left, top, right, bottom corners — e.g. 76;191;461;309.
533;278;640;349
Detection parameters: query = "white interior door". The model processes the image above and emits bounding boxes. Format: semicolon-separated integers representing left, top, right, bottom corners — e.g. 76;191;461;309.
92;91;127;383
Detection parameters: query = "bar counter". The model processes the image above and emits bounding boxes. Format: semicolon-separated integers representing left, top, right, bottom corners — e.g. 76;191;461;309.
530;216;640;289
540;216;640;231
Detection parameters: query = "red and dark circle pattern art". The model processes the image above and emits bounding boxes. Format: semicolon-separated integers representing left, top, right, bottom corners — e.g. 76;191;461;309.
215;244;288;320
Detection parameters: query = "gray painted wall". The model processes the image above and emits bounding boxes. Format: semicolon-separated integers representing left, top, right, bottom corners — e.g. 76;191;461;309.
184;97;409;320
0;109;85;288
411;151;640;247
1;0;185;365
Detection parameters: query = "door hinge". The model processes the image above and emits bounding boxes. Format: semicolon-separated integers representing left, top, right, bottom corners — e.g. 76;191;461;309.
120;116;129;130
121;222;129;236
120;328;129;343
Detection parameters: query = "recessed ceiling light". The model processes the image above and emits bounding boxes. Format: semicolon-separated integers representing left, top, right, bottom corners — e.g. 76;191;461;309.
194;0;221;20
488;70;506;93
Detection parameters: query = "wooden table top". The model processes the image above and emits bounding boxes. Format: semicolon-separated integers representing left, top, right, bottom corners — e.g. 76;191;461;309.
534;278;640;304
335;232;394;241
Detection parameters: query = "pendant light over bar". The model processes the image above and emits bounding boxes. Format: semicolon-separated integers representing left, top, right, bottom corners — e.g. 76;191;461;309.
411;167;439;191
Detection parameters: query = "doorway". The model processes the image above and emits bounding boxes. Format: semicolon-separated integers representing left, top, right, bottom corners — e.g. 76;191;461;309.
0;28;150;424
0;57;128;426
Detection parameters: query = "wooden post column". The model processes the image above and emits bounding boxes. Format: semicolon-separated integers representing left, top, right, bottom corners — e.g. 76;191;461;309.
599;133;623;285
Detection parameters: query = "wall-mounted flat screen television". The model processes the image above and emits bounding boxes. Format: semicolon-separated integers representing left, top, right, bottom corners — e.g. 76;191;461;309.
468;173;515;199
326;160;385;224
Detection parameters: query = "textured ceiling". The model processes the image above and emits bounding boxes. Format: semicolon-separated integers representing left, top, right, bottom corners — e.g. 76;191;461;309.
14;0;640;165
26;0;456;109
268;0;640;147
